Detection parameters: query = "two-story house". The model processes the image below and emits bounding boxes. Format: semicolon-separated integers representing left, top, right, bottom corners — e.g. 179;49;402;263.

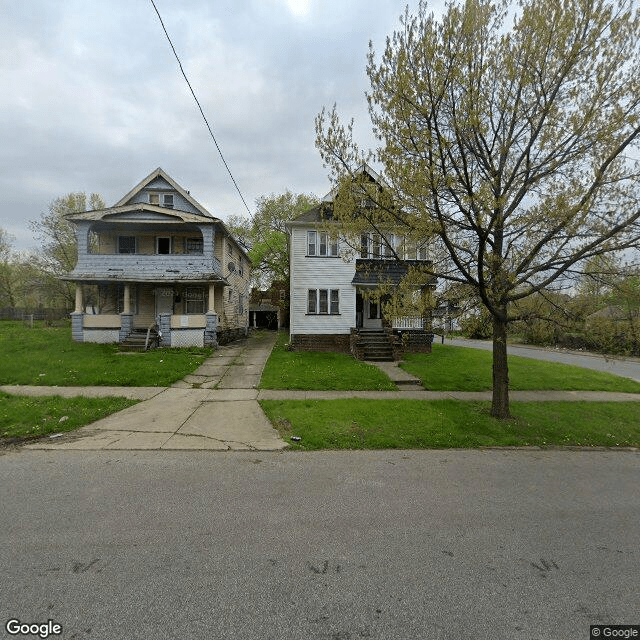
288;166;435;360
62;168;251;348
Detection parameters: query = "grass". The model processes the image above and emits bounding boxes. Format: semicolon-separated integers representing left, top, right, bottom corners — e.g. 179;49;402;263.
261;399;640;450
400;343;640;393
259;331;396;390
0;392;137;443
0;321;212;387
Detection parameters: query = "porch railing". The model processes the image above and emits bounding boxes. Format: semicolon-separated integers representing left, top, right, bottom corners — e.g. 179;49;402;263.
392;316;425;330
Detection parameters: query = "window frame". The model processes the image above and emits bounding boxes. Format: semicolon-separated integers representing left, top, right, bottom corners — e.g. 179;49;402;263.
118;235;137;254
185;286;205;314
307;288;339;315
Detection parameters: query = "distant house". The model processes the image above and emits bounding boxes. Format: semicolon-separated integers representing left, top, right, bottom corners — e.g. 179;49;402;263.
287;165;435;361
62;168;251;348
249;281;289;330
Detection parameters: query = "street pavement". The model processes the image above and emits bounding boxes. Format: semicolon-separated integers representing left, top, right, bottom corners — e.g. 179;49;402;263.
443;336;640;383
0;448;638;639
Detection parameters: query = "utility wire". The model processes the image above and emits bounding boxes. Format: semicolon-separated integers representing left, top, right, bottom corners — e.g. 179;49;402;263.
150;0;251;216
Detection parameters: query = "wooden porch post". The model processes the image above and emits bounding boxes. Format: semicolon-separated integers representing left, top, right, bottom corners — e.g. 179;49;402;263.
208;283;216;313
123;284;131;314
75;284;84;313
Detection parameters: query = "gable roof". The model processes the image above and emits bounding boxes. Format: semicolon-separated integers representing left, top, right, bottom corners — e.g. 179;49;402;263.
290;163;388;226
115;167;213;218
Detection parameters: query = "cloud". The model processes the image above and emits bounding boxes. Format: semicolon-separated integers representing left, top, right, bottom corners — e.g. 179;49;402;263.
0;0;443;252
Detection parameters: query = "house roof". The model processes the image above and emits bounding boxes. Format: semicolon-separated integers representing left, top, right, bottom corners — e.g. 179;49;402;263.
115;167;213;218
65;203;220;225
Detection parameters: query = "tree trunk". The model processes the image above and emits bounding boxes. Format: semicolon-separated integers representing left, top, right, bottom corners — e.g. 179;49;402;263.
491;312;511;419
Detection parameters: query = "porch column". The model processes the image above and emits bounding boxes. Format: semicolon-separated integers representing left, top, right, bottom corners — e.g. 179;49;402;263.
75;284;84;313
208;283;216;313
123;284;131;314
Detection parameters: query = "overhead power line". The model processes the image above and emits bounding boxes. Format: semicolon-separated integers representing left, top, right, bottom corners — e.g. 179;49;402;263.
149;0;251;216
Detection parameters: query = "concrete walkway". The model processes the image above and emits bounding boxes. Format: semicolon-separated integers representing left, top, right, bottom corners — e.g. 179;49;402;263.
3;332;640;451
17;332;288;452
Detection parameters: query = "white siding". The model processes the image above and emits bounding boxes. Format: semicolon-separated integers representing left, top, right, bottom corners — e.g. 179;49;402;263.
289;226;356;336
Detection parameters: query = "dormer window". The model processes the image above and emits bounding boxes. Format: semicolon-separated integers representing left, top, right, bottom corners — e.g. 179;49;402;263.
148;193;174;208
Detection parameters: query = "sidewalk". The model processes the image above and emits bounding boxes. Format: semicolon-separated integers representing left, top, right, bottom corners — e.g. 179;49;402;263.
4;332;640;451
18;331;288;452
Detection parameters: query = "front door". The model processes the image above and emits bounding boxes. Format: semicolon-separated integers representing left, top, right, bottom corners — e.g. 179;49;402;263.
363;298;383;329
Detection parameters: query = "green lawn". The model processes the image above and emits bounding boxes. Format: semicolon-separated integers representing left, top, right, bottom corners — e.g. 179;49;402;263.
0;392;137;442
0;321;212;387
260;331;396;390
400;343;640;392
261;399;640;450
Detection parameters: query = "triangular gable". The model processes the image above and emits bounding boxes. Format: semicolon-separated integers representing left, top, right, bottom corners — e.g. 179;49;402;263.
115;167;213;218
321;163;387;203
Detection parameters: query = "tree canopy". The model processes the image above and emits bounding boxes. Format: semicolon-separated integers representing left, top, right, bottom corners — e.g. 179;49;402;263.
29;193;105;309
316;0;640;418
227;191;319;289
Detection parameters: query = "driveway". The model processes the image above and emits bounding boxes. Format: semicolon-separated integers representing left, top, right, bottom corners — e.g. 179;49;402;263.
443;336;640;383
0;448;638;639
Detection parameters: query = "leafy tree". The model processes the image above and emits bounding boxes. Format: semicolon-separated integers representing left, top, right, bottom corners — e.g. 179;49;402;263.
29;193;105;309
227;191;319;289
316;0;640;418
0;227;20;308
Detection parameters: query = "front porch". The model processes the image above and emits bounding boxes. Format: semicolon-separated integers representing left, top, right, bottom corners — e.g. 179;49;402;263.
71;282;223;348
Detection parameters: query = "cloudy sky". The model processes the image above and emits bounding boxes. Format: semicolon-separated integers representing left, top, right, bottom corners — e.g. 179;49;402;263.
1;0;446;252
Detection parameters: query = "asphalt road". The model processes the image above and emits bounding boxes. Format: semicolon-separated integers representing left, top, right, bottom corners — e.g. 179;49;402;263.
1;449;638;640
443;337;640;383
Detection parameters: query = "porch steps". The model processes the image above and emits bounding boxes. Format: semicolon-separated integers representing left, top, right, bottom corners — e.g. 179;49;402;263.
358;329;394;362
119;329;159;352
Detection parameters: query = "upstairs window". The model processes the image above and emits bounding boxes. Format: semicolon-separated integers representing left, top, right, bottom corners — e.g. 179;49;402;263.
307;230;338;256
185;237;203;254
118;236;136;254
148;193;174;208
307;231;317;256
156;237;171;255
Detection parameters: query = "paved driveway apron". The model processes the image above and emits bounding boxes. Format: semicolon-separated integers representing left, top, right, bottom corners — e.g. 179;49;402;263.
25;332;287;452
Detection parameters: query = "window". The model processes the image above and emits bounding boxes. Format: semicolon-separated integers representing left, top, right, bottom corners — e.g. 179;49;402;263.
163;194;174;208
227;242;233;258
185;237;203;254
307;231;317;256
185;287;204;314
118;236;136;254
156;237;171;254
330;289;339;314
307;289;317;314
319;289;328;313
416;242;428;260
360;233;369;258
239;294;244;315
308;230;338;256
149;193;160;205
307;289;339;314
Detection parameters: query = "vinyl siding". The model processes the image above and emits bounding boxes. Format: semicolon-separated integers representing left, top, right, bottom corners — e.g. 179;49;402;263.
289;226;356;336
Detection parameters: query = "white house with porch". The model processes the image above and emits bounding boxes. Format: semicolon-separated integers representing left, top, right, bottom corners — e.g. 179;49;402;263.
62;168;251;349
287;166;435;360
